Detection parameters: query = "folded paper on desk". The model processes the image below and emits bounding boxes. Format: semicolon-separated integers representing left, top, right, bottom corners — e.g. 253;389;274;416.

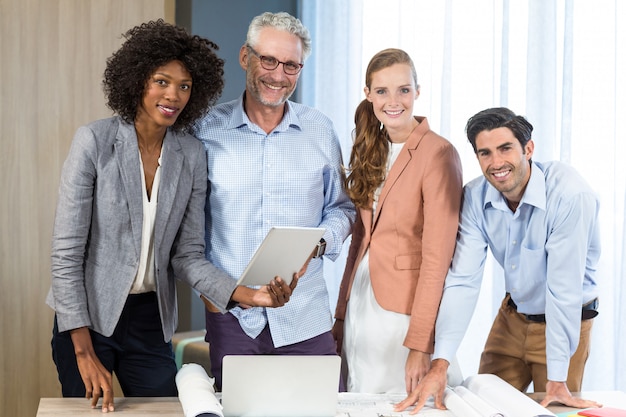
176;363;223;417
578;407;626;417
442;374;556;417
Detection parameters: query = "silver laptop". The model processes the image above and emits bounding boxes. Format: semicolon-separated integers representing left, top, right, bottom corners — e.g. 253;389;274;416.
221;355;341;417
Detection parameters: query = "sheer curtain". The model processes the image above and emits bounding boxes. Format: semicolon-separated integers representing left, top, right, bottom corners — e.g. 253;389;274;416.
300;0;625;392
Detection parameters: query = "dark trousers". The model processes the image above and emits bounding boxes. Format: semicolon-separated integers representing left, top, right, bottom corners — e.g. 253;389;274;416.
205;309;343;391
51;292;178;397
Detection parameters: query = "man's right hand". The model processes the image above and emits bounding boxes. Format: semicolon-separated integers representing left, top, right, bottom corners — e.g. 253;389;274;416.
394;358;449;415
70;327;115;413
540;380;603;409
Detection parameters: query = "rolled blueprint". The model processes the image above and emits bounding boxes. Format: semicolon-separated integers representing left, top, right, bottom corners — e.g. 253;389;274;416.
443;387;484;417
462;374;556;417
176;363;223;417
452;385;503;417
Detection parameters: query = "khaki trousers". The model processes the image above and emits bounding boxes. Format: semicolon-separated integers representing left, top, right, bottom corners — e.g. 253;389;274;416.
478;295;593;392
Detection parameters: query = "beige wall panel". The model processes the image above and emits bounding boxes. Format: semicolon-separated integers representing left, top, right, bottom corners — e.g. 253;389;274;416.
0;1;175;415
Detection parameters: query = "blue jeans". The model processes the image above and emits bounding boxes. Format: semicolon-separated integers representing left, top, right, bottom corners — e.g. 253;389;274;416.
51;292;177;397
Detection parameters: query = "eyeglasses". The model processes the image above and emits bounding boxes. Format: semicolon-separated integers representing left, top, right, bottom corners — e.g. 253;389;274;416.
246;44;304;75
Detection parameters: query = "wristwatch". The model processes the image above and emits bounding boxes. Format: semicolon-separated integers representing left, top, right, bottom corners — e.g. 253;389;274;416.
313;238;326;258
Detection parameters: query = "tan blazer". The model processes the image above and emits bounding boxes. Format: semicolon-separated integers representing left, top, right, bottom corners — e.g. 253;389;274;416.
335;117;462;354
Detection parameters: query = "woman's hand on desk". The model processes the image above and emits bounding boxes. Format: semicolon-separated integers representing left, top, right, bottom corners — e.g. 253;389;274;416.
540;380;602;409
405;350;431;394
69;327;115;413
394;358;449;415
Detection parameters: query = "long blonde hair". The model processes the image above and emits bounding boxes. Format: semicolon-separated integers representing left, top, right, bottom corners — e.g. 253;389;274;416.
345;48;418;208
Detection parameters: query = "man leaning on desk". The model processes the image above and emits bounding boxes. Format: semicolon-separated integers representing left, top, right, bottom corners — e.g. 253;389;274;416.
396;107;602;413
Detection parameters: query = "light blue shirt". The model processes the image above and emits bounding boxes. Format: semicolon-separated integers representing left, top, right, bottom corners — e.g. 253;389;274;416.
434;161;600;381
192;94;355;347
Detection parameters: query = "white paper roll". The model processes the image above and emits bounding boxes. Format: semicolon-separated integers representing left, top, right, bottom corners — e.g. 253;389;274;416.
462;374;556;417
452;385;503;417
175;363;224;417
443;387;484;417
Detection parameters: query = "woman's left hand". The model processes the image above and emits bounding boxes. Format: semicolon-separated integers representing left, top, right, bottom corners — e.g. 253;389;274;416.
264;275;299;307
232;273;300;308
405;349;432;394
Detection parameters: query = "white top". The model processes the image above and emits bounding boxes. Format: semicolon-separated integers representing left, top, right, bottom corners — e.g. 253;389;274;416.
343;140;410;394
130;153;161;294
372;141;405;216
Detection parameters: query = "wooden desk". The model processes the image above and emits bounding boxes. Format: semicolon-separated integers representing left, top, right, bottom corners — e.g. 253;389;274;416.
37;391;626;416
36;397;183;416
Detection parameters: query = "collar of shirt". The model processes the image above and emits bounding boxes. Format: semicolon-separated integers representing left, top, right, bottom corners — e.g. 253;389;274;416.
483;161;547;212
228;93;303;134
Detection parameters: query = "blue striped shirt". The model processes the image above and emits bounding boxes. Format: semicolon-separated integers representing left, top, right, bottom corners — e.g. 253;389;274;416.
192;94;355;347
434;161;600;381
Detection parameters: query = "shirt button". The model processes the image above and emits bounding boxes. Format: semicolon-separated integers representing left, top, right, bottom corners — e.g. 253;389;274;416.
512;240;517;245
511;264;517;270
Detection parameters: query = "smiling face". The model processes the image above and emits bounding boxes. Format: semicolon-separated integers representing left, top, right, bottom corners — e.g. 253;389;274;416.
475;127;534;207
135;60;192;130
241;27;303;108
365;63;419;137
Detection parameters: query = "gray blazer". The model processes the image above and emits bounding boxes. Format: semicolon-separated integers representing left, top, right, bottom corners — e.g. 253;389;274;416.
47;116;236;342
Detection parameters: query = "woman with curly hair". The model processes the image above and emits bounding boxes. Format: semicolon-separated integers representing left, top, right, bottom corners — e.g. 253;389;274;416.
333;48;463;394
47;20;297;412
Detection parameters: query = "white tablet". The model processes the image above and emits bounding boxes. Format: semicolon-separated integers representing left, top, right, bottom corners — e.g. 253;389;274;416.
236;226;326;286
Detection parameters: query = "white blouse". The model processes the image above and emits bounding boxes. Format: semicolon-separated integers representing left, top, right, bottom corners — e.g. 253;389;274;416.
130;152;161;294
